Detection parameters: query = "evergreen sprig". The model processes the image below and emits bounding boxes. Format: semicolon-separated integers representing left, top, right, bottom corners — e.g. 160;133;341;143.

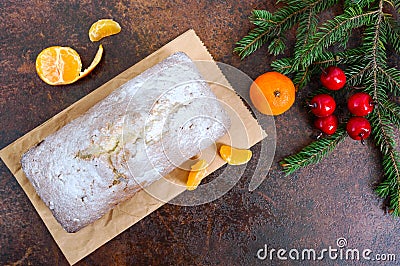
280;127;347;175
236;0;400;214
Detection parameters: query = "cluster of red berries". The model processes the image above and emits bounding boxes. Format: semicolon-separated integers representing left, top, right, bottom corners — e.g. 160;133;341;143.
309;66;374;144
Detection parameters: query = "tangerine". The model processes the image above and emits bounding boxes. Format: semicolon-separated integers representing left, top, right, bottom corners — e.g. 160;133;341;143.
89;19;121;42
36;45;103;85
249;71;295;115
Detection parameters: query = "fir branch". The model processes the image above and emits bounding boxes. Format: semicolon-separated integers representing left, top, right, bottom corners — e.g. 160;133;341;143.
294;5;318;50
369;108;397;154
268;37;286;55
271;57;295;74
381;100;400;127
364;11;393;153
234;0;337;59
345;0;376;8
377;66;400;96
293;66;322;90
270;58;318;90
345;0;375;8
250;10;275;28
390;0;400;13
368;63;400;214
346;62;372;86
257;3;307;31
280;127;347;175
384;15;400;54
363;3;387;67
311;48;369;66
335;48;370;64
292;68;312;90
234;27;273;59
297;6;380;68
375;150;400;214
363;1;389;100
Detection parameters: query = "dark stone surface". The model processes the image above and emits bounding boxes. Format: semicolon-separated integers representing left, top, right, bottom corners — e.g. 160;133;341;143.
1;1;399;265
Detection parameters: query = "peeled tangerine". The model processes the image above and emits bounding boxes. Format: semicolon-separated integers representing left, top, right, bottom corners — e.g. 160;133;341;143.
219;145;252;165
186;160;208;191
36;45;103;85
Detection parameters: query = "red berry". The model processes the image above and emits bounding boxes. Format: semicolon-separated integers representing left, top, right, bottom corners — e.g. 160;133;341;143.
314;115;338;135
309;94;336;117
320;66;346;90
347;92;374;116
346;117;371;143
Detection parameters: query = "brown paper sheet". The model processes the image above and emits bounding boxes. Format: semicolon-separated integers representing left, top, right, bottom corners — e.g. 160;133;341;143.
0;29;265;265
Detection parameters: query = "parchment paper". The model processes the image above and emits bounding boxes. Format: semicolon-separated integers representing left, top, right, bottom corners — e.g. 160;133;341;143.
0;29;265;265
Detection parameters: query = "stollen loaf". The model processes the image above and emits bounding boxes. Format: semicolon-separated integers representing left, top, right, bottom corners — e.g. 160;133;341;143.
21;52;231;232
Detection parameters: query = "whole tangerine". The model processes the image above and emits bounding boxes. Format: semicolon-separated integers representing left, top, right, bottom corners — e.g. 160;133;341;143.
249;71;296;115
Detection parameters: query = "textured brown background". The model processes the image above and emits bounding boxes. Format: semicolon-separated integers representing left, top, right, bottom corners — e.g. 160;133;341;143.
1;1;399;265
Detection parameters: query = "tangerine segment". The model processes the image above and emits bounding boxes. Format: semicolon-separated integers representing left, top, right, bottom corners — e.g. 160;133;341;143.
36;46;82;85
250;71;295;116
219;145;252;165
89;19;121;42
186;160;208;191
